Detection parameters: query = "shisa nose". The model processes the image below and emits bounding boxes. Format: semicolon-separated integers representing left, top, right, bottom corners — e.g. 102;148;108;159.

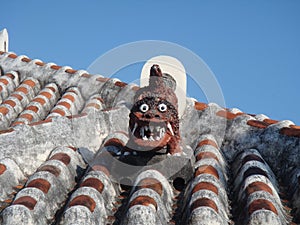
144;110;161;119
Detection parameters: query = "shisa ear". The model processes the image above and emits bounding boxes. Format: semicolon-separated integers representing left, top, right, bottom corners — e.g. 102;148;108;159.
150;64;163;77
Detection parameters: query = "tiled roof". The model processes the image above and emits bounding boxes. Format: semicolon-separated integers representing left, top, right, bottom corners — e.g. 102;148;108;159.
0;50;300;224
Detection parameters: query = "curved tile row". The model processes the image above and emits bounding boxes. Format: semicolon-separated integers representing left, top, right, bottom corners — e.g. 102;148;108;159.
232;149;287;224
0;51;140;109
0;71;19;104
184;134;229;225
214;106;300;139
0;52;142;120
57;134;129;224
287;168;300;223
82;94;105;114
59;159;118;224
12;83;60;126
46;87;84;118
98;78;124;108
0;158;26;206
123;169;174;225
0;146;86;225
0;77;41;129
58;134;128;224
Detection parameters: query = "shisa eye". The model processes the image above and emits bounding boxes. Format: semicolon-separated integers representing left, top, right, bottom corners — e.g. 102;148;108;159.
158;103;167;112
140;103;149;113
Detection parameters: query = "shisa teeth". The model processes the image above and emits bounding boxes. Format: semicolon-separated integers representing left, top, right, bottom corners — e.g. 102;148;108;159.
149;126;154;132
167;123;174;136
135;125;166;141
142;136;148;141
132;123;138;134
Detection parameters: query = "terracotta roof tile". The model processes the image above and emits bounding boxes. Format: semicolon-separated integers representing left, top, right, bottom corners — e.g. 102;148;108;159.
247;120;269;129
216;109;239;119
1;51;300;223
12;196;37;210
21;57;31;63
47;87;83;119
280;126;300;138
26;178;51;194
50;65;62;70
80;178;104;193
194;101;208;111
69;195;96;212
0;163;6;175
8;53;18;59
231;149;288;224
65;68;77;74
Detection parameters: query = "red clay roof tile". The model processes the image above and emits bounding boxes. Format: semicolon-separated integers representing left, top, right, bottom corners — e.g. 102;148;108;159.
196;152;220;163
57;101;71;109
63;94;75;102
0;128;14;134
0;106;9;115
96;77;109;82
248;199;278;215
26;105;39;113
191;198;218;213
32;97;46;105
0;78;9;85
11;93;23;101
23;79;36;88
39;91;52;100
195;165;219;179
1;50;300;224
115;81;127;87
191;182;219;195
129;195;157;210
3;99;16;108
50;65;62;70
69;195;96;212
246;181;273;196
65;69;77;74
80;178;104;193
21;57;31;63
27;178;51;194
196;139;218;149
13;196;37;210
247;120;269;129
0;163;6;175
19;113;34;122
91;165;110;176
8;53;18;59
194;102;208;110
49;153;71;166
16;86;29;95
137;178;163;196
85;102;101;110
263;118;279;125
216;110;238;119
104;138;125;148
38;165;61;177
80;73;92;78
35;61;45;66
280;127;300;138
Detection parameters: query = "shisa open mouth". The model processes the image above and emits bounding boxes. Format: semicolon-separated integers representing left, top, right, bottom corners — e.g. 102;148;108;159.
129;118;174;149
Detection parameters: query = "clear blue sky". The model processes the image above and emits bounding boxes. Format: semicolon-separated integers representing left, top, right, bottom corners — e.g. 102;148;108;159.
1;1;299;124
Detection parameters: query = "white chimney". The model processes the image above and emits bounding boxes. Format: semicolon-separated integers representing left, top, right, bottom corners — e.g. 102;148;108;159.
0;28;9;52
